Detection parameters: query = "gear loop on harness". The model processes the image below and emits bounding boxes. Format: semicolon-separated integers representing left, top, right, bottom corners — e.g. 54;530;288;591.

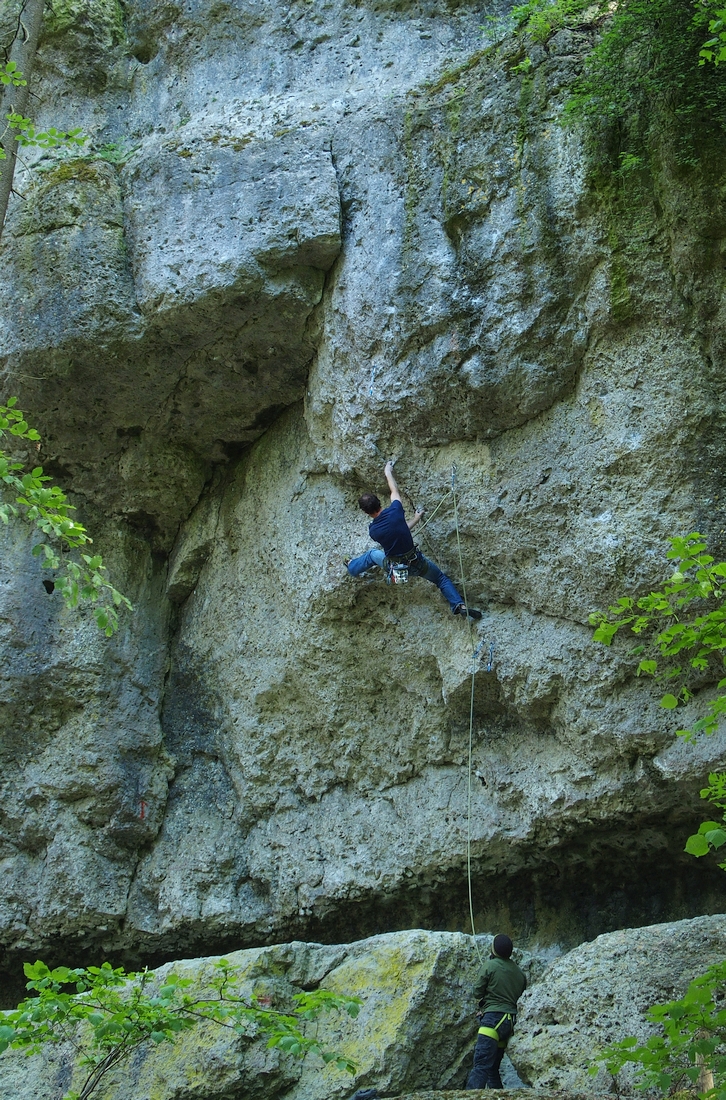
384;545;421;585
386;561;409;584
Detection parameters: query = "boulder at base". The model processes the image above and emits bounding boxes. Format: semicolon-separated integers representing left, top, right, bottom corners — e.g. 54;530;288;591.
510;913;726;1094
0;930;487;1100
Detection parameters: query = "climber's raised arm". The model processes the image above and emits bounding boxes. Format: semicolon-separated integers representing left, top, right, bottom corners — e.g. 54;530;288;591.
384;460;402;504
346;461;482;620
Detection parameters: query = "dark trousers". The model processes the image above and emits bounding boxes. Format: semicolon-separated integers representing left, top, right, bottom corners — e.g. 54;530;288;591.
465;1012;514;1089
347;549;463;611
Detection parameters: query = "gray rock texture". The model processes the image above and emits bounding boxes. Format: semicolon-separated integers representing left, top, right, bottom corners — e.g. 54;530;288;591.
0;0;726;978
510;913;726;1093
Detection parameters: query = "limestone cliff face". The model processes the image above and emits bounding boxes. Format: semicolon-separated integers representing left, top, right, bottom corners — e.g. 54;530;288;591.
1;0;726;979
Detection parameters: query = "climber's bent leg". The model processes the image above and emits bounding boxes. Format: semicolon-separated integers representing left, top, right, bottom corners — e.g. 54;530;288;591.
347;548;386;576
412;555;463;611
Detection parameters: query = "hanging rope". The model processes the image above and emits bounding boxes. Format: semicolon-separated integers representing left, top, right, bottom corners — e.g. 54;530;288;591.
414;488;452;562
451;463;486;966
404;465;491;963
414;487;453;538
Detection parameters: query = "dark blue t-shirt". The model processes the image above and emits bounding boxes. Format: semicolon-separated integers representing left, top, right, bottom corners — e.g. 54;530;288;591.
369;500;414;558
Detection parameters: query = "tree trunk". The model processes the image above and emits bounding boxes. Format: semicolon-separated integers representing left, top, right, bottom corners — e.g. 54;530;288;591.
697;1051;715;1096
0;0;45;239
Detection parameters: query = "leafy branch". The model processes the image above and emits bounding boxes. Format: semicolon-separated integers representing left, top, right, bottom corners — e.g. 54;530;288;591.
1;60;26;87
590;533;726;871
510;0;602;44
685;772;726;867
589;533;726;741
1;111;85;159
0;959;361;1100
696;1;726;64
0;398;131;635
590;958;726;1098
0;60;85;163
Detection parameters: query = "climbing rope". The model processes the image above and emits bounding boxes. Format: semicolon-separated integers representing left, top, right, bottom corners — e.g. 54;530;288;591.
403;465;491;963
414;487;453;538
451;464;486;967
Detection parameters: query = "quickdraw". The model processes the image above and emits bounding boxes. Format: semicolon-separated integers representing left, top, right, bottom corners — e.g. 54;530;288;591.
386;561;409;584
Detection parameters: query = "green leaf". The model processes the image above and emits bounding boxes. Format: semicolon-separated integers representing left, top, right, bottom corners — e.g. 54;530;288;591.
593;622;619;645
705;828;726;849
638;659;657;675
661;694;679;709
685;833;711;857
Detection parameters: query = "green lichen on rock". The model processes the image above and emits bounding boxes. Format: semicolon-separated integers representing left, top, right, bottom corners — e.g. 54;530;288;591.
0;932;486;1100
36;157;105;187
12;157;123;237
43;0;125;47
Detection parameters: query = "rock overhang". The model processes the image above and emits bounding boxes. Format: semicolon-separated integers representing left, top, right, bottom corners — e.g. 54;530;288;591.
0;132;341;548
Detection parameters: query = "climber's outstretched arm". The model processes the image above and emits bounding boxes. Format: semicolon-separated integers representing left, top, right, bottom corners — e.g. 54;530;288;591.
384;460;402;504
407;510;424;530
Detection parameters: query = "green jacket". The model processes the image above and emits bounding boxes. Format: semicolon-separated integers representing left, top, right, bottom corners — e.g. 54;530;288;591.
473;956;527;1014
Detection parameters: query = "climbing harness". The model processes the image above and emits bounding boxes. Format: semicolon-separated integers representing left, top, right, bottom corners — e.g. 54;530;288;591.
385;545;420;584
478;1012;515;1049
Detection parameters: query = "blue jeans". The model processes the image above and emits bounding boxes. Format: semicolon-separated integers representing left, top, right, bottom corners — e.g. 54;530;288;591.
347;548;387;574
465;1013;514;1089
347;549;463;611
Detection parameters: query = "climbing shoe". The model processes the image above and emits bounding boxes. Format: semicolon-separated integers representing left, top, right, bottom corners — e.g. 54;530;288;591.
454;603;483;621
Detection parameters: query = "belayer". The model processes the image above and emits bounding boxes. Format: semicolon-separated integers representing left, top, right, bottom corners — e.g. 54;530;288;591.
346;460;482;620
465;933;527;1090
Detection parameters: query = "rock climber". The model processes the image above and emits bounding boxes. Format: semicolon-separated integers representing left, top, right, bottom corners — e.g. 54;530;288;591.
346;460;482;620
465;933;527;1090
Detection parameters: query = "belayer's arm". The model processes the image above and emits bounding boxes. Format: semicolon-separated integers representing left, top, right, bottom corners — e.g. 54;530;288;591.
473;968;490;1002
384;460;402;504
